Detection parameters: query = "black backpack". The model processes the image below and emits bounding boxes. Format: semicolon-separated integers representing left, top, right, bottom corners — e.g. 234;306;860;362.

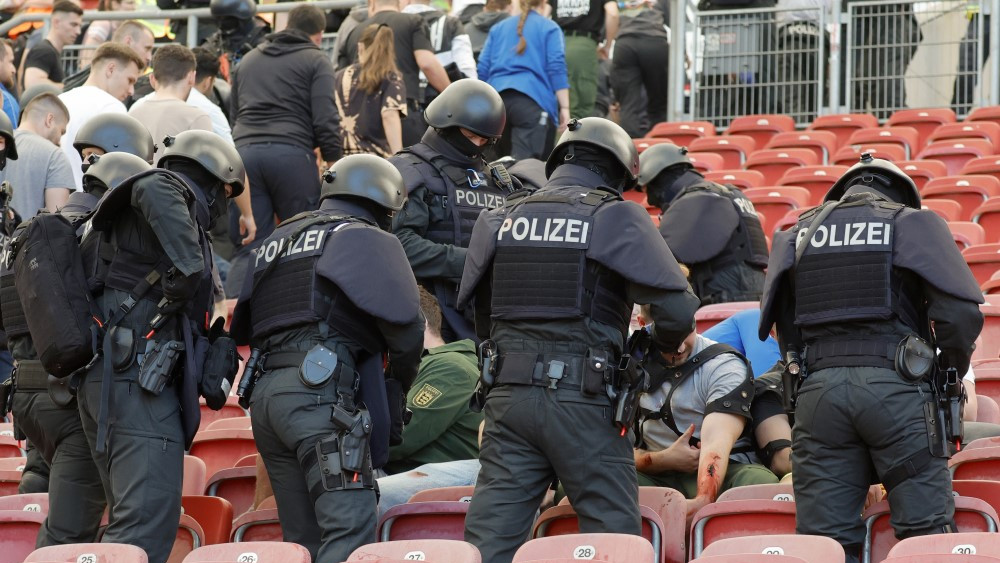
11;212;96;378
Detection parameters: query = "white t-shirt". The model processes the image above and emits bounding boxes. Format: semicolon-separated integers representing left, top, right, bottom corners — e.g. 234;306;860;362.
58;86;127;190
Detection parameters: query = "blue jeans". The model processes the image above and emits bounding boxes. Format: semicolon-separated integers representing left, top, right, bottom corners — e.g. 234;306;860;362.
376;459;481;519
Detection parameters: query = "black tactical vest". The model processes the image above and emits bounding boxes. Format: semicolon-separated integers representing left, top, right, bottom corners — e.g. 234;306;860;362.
679;182;769;269
398;144;506;248
0;233;27;340
491;187;632;338
248;212;386;354
794;200;920;330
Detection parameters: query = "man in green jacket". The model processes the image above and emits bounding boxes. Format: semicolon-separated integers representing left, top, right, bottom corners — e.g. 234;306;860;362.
386;287;484;474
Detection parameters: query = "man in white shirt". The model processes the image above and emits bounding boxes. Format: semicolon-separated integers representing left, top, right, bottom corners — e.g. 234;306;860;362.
58;42;144;190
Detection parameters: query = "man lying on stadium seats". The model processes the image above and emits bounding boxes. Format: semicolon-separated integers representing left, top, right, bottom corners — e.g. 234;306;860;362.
633;304;779;520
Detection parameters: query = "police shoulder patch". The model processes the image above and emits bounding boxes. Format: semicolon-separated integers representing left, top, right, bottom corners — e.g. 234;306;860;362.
412;383;443;407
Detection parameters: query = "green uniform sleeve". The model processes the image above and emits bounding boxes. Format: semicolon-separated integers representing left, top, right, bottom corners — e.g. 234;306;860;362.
389;350;479;460
392;185;468;281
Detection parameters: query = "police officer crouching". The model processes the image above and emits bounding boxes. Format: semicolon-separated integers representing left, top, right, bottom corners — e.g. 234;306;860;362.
758;155;985;562
638;143;768;305
78;130;243;563
390;79;516;342
230;154;425;563
459;118;701;563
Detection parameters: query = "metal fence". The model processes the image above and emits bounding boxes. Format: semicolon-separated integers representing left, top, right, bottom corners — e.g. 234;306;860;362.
671;0;1000;128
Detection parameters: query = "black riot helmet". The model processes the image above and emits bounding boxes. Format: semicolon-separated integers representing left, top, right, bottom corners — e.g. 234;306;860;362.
82;152;152;197
637;143;692;186
824;153;920;209
321;155;405;231
545;117;639;191
210;0;256;20
157;130;245;198
0;111;17;168
424;79;506;140
73;113;155;163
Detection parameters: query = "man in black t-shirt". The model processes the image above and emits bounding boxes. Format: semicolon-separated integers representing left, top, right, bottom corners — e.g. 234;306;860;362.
339;0;451;146
22;1;82;90
550;0;618;119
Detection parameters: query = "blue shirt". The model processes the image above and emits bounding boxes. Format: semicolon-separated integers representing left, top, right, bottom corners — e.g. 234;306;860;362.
477;10;569;119
703;309;780;378
0;85;18;129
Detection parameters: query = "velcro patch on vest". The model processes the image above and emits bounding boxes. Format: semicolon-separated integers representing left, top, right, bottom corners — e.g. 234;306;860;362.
796;218;892;255
454;188;505;210
253;225;330;271
496;213;593;248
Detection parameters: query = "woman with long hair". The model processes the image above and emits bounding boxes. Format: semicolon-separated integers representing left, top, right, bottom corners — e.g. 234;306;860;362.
478;0;568;159
334;23;407;157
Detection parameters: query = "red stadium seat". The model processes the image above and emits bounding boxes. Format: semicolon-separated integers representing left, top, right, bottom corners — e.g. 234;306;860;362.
648;121;716;145
183;542;311;563
884;555;1000;562
778;165;848;206
234;454;257;468
919;139;995;176
0;437;23;459
188;429;257;481
378;501;470;542
973;198;1000;243
205;467;256;519
847;127;921;159
0;511;51;562
689;500;797;559
930;122;1000;150
952;446;1000;481
206;417;252;431
964;156;1000;183
183;455;208;497
727;114;796;148
692;555;806;563
690;136;757;169
256;496;276;510
0;494;48;514
766;130;839;164
965;438;1000;451
695;302;759;334
349;539;481;563
231;509;281;543
744;187;812;234
699;534;844;563
168;514;206;563
532;506;667;563
925;175;1000;219
922;199;963;222
199;396;248;431
0;471;23;497
976;304;1000;361
968;106;1000;128
634;138;677;154
897;160;948;190
688;152;726;173
886;532;1000;559
962;244;1000;285
954;480;1000;519
636;487;688;563
744;150;819;185
408;486;475;503
809;113;880;149
949;221;987;249
833;144;906;166
181;496;233;546
864;497;998;563
888;108;958;148
0;458;25;472
716;483;794;502
514;534;654;563
25;543;148;563
985;275;1000;296
703;170;765;190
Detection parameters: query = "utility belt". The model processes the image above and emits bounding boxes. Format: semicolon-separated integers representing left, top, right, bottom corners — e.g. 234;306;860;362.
495;349;612;395
15;360;47;391
565;30;599;41
804;337;898;372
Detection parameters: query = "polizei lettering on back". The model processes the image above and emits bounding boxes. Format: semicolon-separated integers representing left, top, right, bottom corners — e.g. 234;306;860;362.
254;227;329;268
455;188;505;209
796;219;892;254
496;213;592;249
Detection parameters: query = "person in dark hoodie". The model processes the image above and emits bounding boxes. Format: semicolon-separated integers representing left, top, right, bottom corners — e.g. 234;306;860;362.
467;0;510;60
226;4;341;295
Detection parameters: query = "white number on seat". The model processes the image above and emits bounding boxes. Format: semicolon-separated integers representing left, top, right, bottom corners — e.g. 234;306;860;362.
404;551;426;560
953;545;977;555
573;545;596;560
237;552;259;563
76;555;97;563
772;493;793;501
762;547;785;555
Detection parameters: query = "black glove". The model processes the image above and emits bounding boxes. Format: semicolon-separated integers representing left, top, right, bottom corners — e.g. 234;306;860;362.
939;348;971;378
162;267;200;304
384;378;410;446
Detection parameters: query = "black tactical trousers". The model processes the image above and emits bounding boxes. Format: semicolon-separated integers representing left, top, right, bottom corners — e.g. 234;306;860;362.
792;367;953;563
13;388;106;548
249;366;377;562
611;34;669;139
465;385;641;563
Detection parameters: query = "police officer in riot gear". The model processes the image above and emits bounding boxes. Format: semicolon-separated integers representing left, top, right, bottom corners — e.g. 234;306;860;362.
390;79;512;342
639;143;769;305
73;113;156;165
78;130;243;563
460;117;701;563
204;0;270;70
230;154;424;563
759;155;984;562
